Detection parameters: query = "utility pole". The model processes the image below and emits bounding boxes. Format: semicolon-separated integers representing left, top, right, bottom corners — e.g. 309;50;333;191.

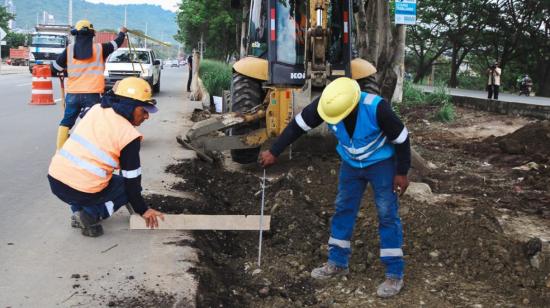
144;23;148;49
68;0;73;26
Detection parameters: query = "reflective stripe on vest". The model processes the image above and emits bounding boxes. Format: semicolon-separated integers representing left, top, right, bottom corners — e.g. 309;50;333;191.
328;92;395;168
67;43;105;94
48;104;142;193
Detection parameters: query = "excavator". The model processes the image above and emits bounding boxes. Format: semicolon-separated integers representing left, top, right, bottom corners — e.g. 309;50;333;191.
179;0;379;164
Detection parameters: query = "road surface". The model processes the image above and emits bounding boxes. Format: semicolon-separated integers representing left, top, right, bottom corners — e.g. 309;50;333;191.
0;67;199;306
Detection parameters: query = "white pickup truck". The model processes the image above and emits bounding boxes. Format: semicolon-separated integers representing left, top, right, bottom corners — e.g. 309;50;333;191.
104;48;162;93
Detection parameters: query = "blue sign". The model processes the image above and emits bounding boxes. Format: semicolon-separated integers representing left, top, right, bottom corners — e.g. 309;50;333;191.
395;0;417;25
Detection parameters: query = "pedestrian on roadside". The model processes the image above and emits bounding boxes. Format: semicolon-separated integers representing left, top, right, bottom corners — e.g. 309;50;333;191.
486;61;501;100
259;77;411;298
186;52;193;92
51;19;128;150
47;77;164;237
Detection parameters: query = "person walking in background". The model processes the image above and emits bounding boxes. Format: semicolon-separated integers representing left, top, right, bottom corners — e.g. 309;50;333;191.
51;19;127;149
486;62;501;100
186;52;193;92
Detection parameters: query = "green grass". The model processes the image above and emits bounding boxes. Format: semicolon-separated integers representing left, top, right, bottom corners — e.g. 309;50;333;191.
434;102;456;122
426;82;452;105
402;80;427;106
199;59;232;97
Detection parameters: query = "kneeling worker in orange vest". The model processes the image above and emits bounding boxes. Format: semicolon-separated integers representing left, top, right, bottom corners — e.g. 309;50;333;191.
47;77;164;237
51;19;128;150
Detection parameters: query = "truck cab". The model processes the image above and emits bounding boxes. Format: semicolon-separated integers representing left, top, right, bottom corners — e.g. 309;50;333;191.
29;25;71;73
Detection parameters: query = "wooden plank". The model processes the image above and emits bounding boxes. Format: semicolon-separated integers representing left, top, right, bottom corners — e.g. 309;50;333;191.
129;214;271;231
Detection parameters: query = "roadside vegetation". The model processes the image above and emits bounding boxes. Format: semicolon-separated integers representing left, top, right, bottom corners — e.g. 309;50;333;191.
401;81;455;123
199;59;232;97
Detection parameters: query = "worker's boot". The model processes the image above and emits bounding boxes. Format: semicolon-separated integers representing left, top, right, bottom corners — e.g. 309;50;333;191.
56;126;70;150
79;210;104;237
376;277;404;298
310;263;349;280
71;212;83;228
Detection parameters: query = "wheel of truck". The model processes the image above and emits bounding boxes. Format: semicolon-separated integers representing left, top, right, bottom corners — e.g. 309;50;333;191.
229;72;265;164
153;75;160;93
357;75;381;96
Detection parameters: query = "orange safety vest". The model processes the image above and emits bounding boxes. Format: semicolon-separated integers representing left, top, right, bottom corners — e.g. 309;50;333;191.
49;104;142;193
66;43;106;94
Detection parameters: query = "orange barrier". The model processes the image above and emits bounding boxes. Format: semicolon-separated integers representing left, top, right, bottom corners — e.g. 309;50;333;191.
30;65;55;105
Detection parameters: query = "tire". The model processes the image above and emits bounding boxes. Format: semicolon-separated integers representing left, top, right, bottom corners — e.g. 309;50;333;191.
153;74;160;93
229;72;265;164
357;75;380;96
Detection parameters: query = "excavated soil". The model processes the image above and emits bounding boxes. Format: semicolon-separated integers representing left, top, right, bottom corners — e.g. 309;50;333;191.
153;106;550;307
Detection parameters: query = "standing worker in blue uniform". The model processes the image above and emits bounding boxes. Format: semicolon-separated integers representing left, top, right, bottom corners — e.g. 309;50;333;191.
51;19;128;149
260;77;411;298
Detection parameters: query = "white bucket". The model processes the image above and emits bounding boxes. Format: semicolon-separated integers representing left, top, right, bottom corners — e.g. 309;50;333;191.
213;96;223;113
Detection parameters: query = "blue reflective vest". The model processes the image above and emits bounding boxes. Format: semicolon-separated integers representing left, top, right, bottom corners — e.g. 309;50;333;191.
328;92;394;168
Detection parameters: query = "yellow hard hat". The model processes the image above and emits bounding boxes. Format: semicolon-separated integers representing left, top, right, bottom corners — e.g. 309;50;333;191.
317;77;361;124
74;19;94;31
114;77;158;113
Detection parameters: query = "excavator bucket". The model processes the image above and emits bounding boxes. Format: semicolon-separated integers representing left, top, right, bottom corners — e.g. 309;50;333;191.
177;109;269;163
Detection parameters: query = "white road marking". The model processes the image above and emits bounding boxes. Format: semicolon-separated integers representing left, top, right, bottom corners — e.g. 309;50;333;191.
55;98;62;102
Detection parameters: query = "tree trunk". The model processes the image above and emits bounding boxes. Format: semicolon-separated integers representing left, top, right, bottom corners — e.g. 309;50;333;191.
536;59;550;97
354;1;368;58
391;25;406;103
449;45;459;88
239;3;248;59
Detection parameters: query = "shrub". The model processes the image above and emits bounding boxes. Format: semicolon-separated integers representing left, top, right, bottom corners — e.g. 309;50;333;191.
426;82;451;105
199;59;232;97
435;102;456;122
402;80;427;106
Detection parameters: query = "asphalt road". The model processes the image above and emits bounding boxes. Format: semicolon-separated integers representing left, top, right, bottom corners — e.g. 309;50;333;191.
418;85;550;106
0;67;199;307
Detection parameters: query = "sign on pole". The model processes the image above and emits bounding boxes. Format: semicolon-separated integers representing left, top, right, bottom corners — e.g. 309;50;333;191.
395;0;417;25
0;27;6;41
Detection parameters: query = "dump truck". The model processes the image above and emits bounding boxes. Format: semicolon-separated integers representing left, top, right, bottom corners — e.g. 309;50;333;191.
9;47;29;66
181;0;379;164
29;24;71;73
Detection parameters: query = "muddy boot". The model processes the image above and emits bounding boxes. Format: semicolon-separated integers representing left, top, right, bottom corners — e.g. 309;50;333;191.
79;210;104;237
71;212;83;228
310;263;349;280
376;278;404;298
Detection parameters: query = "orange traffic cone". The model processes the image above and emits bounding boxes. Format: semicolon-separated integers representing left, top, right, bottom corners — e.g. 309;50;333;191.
30;65;55;105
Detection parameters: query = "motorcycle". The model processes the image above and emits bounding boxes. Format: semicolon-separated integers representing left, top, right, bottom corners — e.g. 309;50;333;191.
519;80;533;96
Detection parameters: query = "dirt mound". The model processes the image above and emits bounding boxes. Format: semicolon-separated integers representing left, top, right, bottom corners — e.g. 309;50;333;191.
190;109;211;122
159;155;550;307
493;120;550;162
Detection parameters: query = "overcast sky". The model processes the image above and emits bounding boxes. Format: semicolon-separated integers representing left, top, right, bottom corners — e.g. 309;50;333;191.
84;0;180;12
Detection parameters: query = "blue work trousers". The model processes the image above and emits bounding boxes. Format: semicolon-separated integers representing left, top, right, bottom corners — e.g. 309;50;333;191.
52;175;129;221
328;159;404;279
60;93;101;128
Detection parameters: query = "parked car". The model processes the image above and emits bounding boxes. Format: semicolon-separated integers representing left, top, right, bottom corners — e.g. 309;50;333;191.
104;48;161;93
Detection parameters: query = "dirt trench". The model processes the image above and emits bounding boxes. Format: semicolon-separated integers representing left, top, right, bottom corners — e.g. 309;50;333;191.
150;107;550;307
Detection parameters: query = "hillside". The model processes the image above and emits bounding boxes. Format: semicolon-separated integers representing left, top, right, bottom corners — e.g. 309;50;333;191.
11;0;178;43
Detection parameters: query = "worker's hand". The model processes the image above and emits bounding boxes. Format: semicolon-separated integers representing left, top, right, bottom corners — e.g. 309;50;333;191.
119;26;128;34
142;208;164;229
393;175;409;196
259;150;277;168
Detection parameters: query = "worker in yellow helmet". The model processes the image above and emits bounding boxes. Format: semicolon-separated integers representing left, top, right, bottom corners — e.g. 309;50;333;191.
48;77;164;237
51;19;128;150
260;77;411;298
